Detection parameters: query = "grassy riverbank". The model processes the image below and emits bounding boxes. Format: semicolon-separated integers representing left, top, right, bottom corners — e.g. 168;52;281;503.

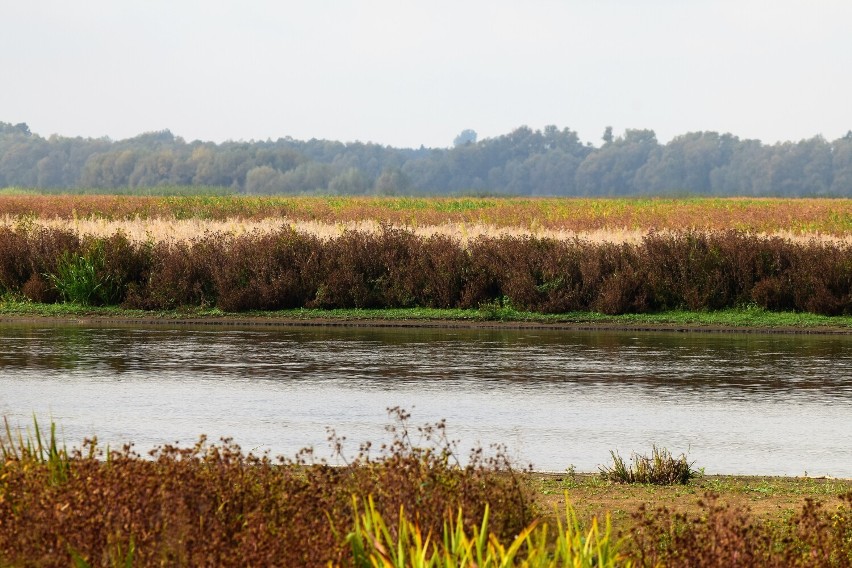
3;299;852;332
2;416;850;566
535;471;852;531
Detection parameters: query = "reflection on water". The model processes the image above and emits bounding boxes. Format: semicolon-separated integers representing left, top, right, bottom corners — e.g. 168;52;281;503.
1;323;851;476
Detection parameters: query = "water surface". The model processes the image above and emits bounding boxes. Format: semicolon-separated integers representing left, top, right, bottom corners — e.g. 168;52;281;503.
1;323;850;476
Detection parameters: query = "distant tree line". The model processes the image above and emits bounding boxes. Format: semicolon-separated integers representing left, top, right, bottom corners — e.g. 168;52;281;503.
2;121;851;195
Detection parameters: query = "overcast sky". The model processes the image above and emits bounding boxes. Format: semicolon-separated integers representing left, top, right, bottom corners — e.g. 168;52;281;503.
3;1;851;148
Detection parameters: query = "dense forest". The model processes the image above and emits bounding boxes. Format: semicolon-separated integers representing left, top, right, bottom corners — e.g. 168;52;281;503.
1;121;851;195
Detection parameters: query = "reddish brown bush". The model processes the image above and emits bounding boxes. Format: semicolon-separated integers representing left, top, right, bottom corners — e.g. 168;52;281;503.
123;238;218;309
309;229;387;308
209;229;322;311
0;226;31;294
91;231;152;306
408;234;469;308
0;411;533;567
20;273;57;303
457;236;504;309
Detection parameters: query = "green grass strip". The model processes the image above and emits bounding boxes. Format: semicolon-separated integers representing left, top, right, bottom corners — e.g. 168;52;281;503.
2;298;852;330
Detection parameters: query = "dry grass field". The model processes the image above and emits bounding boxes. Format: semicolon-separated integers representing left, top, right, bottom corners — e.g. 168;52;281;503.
2;195;851;244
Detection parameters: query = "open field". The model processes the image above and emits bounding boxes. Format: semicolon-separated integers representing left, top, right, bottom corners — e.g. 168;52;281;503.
2;195;852;240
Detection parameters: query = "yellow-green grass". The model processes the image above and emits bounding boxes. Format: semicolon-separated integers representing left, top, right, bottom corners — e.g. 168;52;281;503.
2;301;852;332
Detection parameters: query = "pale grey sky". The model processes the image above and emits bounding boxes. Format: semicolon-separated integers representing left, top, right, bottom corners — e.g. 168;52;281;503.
3;1;851;148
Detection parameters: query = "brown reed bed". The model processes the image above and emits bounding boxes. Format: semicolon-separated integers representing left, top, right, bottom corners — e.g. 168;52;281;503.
1;225;852;316
1;215;658;246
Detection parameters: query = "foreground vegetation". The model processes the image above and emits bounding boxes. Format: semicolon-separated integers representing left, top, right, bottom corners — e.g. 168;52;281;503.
2;415;851;566
0;411;533;567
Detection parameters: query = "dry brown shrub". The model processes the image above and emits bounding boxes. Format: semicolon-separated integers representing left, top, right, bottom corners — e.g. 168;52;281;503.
0;226;31;293
0;410;533;567
582;243;649;315
309;229;386;308
26;226;82;279
408;234;469;308
21;273;58;303
642;231;736;311
458;236;504;309
122;238;219;310
210;229;322;311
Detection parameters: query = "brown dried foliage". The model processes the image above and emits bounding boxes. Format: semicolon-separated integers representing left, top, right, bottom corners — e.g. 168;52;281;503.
3;226;852;315
208;229;323;312
0;409;533;567
0;225;80;301
123;238;218;309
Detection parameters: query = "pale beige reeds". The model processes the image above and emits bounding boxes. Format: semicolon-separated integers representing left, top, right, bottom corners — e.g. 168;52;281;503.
2;214;851;246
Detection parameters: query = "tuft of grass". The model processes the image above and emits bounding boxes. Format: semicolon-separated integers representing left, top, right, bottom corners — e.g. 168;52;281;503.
45;247;121;306
599;445;700;485
2;416;72;485
476;296;521;321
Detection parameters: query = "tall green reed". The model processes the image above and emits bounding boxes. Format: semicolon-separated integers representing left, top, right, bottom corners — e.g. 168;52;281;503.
45;246;121;306
344;492;631;567
2;416;71;485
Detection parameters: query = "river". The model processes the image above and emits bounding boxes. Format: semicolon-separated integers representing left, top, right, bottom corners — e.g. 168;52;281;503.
1;323;850;477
